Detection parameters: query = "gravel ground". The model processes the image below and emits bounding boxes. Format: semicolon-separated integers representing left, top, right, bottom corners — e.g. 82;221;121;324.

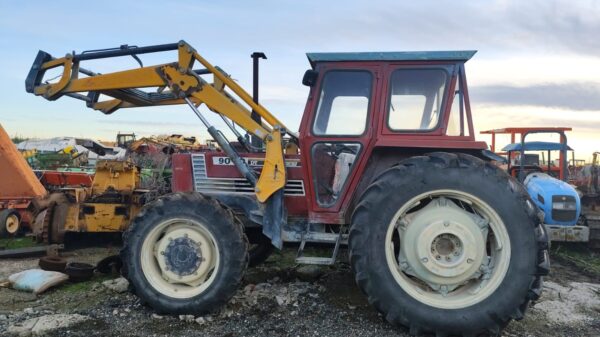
0;246;599;337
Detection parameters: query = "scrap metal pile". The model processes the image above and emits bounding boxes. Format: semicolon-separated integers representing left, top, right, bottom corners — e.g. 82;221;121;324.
0;123;210;249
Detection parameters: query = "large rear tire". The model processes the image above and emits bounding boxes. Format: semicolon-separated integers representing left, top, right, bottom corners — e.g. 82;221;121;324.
121;192;248;315
349;153;549;336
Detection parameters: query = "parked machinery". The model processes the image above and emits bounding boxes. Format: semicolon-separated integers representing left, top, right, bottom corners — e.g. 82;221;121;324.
25;41;549;337
481;127;598;247
32;160;147;243
570;151;600;249
0;124;47;238
0;123;146;244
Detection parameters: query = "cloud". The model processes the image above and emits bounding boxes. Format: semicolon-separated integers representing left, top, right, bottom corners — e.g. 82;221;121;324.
471;82;600;111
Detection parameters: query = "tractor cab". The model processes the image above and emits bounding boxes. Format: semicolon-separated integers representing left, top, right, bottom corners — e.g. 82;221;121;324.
116;133;136;149
297;51;488;224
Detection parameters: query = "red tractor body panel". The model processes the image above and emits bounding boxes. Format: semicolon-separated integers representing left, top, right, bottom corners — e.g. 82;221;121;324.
172;152;308;217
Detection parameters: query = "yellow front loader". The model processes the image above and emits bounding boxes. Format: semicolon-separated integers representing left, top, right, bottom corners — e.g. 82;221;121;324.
26;41;291;205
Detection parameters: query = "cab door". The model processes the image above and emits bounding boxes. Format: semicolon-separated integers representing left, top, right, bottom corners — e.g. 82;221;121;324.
299;63;382;224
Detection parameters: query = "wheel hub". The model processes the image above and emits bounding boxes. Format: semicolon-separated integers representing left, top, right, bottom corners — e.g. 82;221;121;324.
164;237;202;276
154;226;215;286
399;197;487;290
6;215;19;234
432;233;462;262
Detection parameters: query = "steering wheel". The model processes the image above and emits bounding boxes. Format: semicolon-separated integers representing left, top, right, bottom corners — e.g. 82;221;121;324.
332;144;357;157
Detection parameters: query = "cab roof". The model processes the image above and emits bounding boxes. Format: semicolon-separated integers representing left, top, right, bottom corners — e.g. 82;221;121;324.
306;50;477;67
502;142;573;152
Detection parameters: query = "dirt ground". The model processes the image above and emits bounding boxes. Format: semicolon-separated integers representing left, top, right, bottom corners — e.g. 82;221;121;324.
0;244;599;337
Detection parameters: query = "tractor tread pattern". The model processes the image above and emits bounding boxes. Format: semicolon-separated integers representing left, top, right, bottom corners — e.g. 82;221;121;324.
120;192;248;315
348;152;548;337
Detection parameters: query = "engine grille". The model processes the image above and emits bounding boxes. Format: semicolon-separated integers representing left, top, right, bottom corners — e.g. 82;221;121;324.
191;154;305;196
551;195;577;222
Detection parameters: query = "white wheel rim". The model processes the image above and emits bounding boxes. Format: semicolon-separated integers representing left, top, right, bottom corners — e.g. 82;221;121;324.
385;189;511;309
140;218;220;299
6;214;19;234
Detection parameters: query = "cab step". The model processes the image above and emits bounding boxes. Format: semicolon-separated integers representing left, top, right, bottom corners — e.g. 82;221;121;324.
295;228;345;265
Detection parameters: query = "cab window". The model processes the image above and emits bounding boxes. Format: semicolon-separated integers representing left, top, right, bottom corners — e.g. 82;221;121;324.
387;69;448;131
313;71;372;136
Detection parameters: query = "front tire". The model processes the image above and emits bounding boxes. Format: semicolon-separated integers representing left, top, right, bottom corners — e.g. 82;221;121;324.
121;192;248;314
0;209;21;238
349;153;548;336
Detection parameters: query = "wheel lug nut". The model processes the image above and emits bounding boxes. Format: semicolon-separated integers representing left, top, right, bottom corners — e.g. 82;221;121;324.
160;251;165;255
444;221;449;227
436;255;441;260
421;257;428;263
467;258;474;264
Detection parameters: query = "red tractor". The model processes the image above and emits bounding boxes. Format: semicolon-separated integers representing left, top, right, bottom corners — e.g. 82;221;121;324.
26;42;548;336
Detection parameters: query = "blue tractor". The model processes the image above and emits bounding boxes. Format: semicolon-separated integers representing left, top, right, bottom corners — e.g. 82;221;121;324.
501;130;587;242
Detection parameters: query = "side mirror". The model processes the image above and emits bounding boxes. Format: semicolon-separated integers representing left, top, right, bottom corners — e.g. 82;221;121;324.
302;69;318;87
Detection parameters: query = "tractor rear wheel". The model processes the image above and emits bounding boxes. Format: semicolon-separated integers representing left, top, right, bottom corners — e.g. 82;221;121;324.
349;153;548;336
121;192;248;314
0;209;21;238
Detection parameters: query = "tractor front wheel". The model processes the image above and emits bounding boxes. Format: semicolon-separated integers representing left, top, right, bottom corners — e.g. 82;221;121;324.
0;209;21;238
349;153;549;336
121;192;248;314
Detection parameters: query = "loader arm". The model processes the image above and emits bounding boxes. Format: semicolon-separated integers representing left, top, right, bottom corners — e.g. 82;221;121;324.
25;40;291;203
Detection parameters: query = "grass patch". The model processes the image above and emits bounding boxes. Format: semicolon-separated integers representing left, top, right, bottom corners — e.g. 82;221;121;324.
551;243;600;276
0;237;41;249
61;274;112;293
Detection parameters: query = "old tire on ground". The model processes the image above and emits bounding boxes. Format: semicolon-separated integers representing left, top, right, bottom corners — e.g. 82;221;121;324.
121;192;248;315
65;262;95;282
0;209;21;238
39;256;68;272
245;228;274;267
349;153;548;336
96;255;123;274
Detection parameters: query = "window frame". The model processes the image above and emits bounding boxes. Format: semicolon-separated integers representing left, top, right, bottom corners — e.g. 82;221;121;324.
310;69;374;138
385;66;452;133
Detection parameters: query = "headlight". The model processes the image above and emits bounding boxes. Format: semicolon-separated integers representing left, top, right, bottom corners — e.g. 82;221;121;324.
551;195;577;210
552;201;576;210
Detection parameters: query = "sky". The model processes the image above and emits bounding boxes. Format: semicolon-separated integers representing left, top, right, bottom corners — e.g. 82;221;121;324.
1;0;599;161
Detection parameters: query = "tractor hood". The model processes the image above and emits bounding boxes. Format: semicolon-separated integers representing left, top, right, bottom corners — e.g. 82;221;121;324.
524;172;581;226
